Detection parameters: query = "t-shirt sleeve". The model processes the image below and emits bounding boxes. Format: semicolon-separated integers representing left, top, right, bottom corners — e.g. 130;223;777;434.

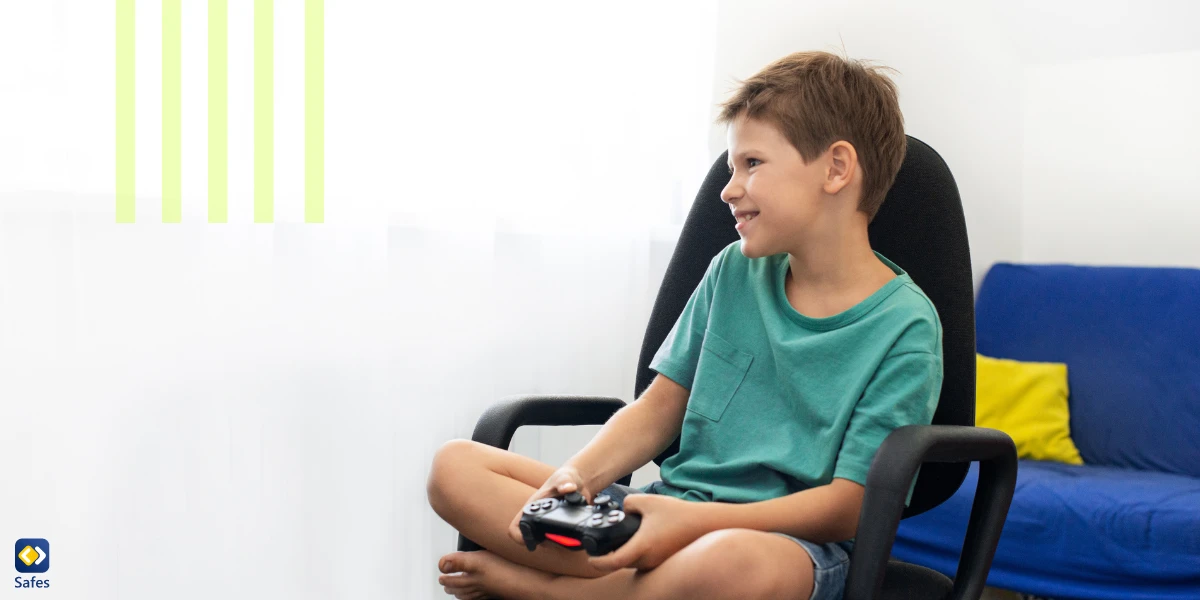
648;250;725;390
833;350;943;493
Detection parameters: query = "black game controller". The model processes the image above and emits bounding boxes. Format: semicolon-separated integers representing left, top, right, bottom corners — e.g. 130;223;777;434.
519;491;641;556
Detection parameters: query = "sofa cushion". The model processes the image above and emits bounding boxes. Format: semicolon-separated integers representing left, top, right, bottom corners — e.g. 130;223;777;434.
976;353;1083;465
976;263;1200;479
893;461;1200;600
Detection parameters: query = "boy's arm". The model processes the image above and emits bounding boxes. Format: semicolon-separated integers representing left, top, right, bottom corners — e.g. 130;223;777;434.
564;374;690;494
587;478;864;572
693;479;865;543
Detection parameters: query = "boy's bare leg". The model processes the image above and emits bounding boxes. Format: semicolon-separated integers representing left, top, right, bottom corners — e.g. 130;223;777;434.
437;528;816;600
426;439;614;578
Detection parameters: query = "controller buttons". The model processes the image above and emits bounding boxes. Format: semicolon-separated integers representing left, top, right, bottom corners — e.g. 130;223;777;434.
565;492;586;506
608;510;621;517
529;504;541;512
593;494;612;506
540;499;556;510
607;513;624;524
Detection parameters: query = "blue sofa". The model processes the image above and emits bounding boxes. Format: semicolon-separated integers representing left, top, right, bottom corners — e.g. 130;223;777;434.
892;263;1200;600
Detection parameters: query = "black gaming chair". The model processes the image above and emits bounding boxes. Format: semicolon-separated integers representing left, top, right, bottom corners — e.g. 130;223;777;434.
459;136;1018;600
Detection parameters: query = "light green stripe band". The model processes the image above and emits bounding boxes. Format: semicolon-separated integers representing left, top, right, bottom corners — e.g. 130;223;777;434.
116;0;135;223
254;0;273;223
209;0;228;223
162;0;181;223
305;0;324;223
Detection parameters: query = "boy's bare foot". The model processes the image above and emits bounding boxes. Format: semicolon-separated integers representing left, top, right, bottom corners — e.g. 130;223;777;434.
437;550;555;600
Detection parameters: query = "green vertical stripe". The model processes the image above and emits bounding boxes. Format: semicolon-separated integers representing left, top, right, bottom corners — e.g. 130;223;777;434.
305;0;324;223
116;0;135;223
162;0;181;223
254;0;273;223
209;0;228;223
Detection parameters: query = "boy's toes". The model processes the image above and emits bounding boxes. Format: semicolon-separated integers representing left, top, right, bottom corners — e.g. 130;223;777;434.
439;571;468;587
436;551;512;599
438;551;484;575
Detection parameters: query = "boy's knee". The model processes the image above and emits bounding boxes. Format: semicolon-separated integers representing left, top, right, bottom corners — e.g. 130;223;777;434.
674;530;795;600
426;439;480;516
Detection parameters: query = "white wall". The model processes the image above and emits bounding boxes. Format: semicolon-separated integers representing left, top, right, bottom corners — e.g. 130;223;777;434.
1022;50;1200;267
1019;1;1200;267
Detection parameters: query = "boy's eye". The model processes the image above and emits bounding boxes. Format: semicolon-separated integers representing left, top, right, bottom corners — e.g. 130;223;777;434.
727;158;761;175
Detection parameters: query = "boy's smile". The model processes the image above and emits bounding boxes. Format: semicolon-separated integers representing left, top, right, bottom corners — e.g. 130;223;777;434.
733;210;758;231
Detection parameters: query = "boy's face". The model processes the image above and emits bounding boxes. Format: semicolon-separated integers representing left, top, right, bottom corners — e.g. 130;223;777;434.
721;114;837;259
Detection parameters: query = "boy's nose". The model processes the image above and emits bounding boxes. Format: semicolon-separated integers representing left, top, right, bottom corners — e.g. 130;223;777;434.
720;180;742;205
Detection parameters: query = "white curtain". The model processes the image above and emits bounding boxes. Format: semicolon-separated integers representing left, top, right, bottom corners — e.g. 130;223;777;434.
0;1;718;597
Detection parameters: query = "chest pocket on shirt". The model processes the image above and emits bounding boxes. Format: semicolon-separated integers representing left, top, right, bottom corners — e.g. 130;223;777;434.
688;330;754;422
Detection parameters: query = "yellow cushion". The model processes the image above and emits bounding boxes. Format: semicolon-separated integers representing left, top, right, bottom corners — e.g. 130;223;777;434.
976;353;1084;465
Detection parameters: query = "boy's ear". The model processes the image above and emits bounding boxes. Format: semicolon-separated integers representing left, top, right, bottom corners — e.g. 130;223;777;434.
823;140;857;196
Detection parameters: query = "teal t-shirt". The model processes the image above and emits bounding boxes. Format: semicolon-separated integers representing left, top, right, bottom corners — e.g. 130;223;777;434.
648;242;943;504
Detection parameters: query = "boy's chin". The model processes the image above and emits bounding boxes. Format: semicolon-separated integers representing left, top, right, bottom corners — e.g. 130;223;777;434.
737;239;772;259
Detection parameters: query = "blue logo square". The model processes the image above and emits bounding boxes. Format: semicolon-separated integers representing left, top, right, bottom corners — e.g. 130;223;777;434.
15;539;49;573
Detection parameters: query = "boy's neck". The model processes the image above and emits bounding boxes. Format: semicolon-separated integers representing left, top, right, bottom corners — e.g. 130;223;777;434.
783;219;897;318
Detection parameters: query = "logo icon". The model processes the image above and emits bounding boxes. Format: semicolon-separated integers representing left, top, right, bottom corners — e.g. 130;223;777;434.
14;539;49;574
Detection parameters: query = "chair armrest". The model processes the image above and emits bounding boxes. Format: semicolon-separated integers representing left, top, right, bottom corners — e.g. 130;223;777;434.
471;394;627;449
844;425;1017;600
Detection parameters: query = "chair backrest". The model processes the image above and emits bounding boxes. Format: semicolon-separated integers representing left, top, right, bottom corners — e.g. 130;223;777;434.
977;262;1200;478
635;136;975;518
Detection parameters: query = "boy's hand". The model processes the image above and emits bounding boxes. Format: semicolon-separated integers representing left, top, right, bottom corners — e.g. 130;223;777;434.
508;466;594;546
587;494;711;572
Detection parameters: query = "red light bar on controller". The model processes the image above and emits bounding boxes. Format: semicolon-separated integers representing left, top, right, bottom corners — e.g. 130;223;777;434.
545;533;582;547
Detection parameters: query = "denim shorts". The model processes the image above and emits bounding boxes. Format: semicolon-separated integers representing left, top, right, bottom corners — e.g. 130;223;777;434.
599;481;853;600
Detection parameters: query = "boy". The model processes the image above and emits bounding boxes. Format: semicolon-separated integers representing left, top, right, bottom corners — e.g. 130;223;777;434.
427;50;942;600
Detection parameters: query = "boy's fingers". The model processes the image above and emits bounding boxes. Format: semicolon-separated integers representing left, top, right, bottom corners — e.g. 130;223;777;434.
587;553;618;572
622;495;641;513
589;540;638;572
509;516;527;545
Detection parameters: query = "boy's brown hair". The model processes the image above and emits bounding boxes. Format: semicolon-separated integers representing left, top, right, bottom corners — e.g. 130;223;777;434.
716;51;906;221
